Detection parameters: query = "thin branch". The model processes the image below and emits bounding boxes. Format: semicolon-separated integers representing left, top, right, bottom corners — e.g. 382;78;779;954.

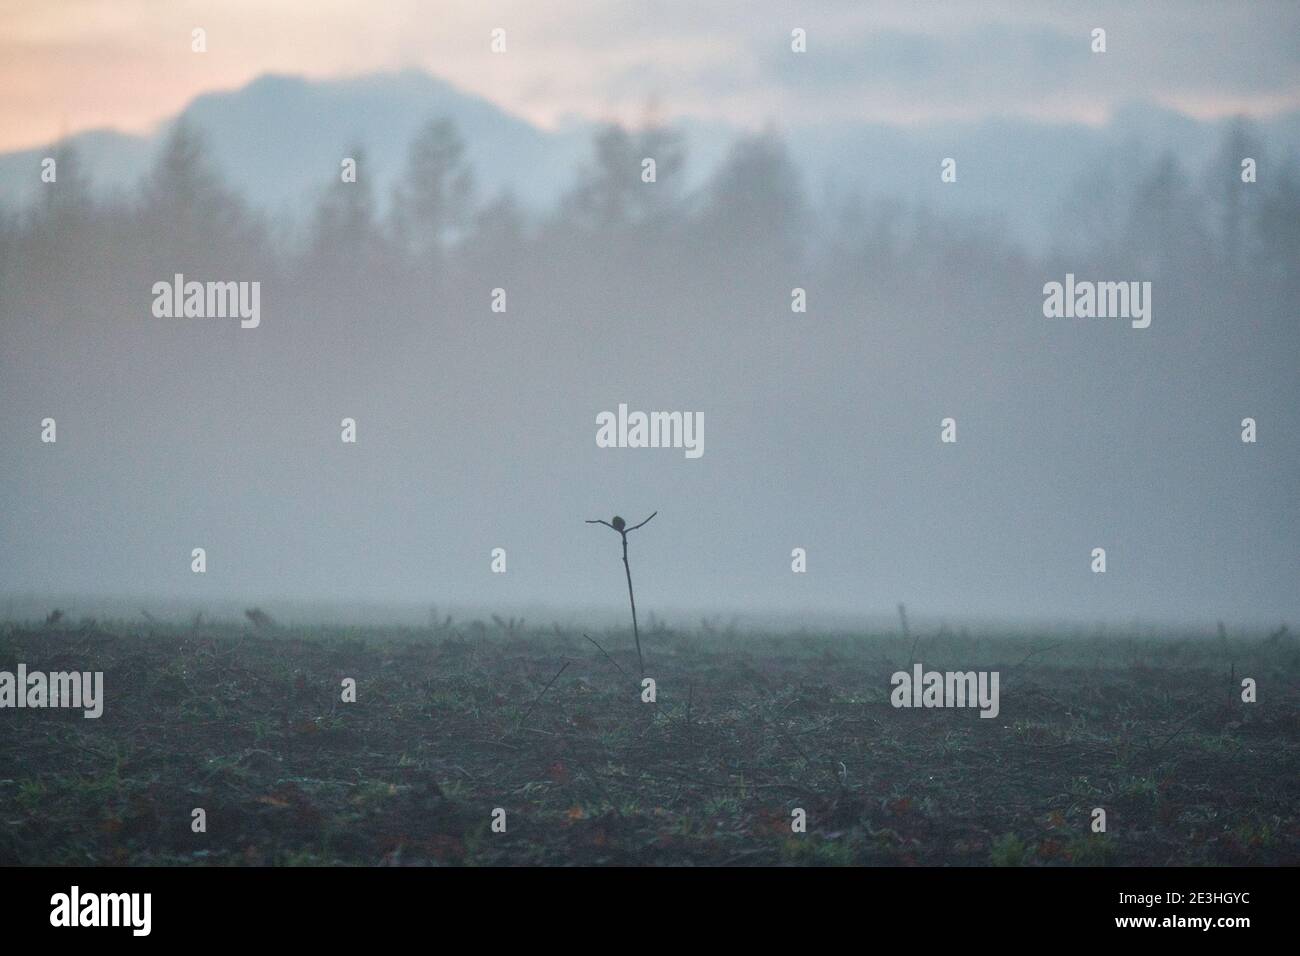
626;511;658;532
517;660;571;728
584;633;631;683
1144;708;1203;761
585;512;657;534
1012;642;1064;670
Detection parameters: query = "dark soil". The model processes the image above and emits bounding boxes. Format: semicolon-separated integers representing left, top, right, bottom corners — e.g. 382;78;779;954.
1;621;1296;866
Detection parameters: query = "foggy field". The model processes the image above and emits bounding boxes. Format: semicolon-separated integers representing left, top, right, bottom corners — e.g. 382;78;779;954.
2;619;1295;866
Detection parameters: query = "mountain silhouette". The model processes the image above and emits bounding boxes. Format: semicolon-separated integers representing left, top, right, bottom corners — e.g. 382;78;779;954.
3;69;1298;247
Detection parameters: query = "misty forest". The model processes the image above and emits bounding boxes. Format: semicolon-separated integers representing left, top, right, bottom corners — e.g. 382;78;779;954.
1;112;1297;865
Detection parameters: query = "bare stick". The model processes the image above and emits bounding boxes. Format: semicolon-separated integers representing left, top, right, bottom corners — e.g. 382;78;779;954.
517;660;570;728
1145;708;1201;760
586;511;657;676
900;602;922;662
585;633;631;682
621;532;642;674
1012;642;1063;670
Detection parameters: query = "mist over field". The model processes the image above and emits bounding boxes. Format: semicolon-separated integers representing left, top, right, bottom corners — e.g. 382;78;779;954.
3;3;1300;887
1;87;1297;628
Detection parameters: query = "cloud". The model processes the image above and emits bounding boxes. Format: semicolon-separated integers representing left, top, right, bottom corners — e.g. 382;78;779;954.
750;14;1300;126
0;0;1296;149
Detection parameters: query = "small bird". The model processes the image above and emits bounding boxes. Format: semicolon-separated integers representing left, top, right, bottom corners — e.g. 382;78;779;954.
611;515;626;531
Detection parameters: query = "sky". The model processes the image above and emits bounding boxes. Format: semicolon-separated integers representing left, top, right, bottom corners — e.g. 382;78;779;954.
2;0;1298;152
1;2;1296;629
